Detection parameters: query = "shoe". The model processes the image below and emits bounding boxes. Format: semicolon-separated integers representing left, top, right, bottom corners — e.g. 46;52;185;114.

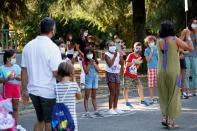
82;112;90;117
94;111;103;117
107;109;117;115
183;92;187;96
16;125;26;131
193;93;197;96
126;102;134;108
114;109;124;114
141;100;150;106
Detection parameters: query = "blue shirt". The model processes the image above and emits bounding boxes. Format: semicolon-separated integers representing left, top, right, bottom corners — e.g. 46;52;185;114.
144;47;158;69
0;64;21;84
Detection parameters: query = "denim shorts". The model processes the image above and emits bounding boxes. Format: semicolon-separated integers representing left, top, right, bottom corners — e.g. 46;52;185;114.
85;75;98;89
106;72;120;84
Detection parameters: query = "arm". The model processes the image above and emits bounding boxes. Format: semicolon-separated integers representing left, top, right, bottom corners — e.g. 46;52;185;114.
75;93;82;100
76;44;84;57
15;75;21;81
145;48;153;63
104;53;116;67
176;37;194;52
82;62;91;74
21;67;28;92
93;63;100;73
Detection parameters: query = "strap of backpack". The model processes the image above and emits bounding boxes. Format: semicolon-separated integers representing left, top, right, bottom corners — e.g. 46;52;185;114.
55;83;71;103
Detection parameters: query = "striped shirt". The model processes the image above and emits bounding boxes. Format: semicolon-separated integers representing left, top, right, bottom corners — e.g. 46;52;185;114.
56;82;80;131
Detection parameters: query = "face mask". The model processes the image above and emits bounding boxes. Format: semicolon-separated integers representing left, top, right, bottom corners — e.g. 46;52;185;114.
134;49;142;54
87;54;93;59
191;23;197;30
11;59;16;65
84;32;88;37
69;36;73;40
60;47;65;54
109;46;116;53
149;42;155;48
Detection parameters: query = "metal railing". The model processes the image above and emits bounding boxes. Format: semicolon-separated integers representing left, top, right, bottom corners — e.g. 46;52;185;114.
0;29;18;52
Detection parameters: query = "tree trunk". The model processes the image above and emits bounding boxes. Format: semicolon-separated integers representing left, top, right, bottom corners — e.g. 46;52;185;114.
132;0;146;74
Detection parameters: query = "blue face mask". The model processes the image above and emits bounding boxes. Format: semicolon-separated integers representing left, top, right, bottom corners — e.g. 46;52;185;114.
10;59;16;65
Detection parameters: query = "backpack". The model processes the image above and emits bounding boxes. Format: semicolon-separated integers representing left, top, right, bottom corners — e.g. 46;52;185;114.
51;103;75;131
51;85;75;131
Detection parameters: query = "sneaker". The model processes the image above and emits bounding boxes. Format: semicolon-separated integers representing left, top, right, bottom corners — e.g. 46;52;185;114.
114;109;124;114
141;100;150;106
16;125;26;131
82;112;90;118
94;111;103;117
183;92;187;96
126;102;134;108
107;109;117;115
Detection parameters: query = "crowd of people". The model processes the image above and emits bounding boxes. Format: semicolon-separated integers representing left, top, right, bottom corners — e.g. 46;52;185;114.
0;16;196;131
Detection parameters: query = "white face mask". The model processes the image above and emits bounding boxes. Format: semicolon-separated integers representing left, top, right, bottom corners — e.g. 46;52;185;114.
84;32;88;37
87;54;93;59
11;59;16;65
149;42;155;47
109;46;116;53
60;47;65;54
191;23;197;30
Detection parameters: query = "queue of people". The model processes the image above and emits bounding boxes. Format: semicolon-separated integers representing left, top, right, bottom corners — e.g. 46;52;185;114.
0;16;196;131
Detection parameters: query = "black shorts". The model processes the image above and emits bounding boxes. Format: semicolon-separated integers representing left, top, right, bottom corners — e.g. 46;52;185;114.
67;54;74;59
180;59;186;69
29;94;56;122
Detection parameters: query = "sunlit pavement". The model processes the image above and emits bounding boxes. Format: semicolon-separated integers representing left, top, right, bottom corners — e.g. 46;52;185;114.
20;89;197;131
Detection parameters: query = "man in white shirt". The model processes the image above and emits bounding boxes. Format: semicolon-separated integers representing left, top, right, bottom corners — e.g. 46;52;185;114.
21;17;62;131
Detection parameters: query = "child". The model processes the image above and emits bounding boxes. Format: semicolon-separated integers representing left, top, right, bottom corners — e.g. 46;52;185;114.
0;50;26;131
82;47;101;117
144;36;158;101
105;40;124;115
123;42;150;108
56;61;81;131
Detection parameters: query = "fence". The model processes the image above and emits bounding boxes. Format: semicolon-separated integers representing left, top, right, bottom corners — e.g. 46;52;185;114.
0;29;18;52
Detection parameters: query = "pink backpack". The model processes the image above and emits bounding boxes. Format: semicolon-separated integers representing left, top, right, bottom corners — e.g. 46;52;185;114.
0;95;16;131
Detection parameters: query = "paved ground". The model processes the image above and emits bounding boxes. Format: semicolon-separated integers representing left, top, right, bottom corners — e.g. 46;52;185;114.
20;88;197;131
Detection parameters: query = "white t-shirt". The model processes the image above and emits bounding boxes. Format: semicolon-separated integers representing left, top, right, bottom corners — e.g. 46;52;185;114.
21;36;62;98
105;52;121;73
56;82;80;131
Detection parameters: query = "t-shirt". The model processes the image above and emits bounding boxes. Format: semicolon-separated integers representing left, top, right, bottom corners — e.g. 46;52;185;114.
144;47;158;69
77;38;88;54
56;82;80;131
0;64;21;84
105;52;121;74
124;53;141;79
21;36;62;99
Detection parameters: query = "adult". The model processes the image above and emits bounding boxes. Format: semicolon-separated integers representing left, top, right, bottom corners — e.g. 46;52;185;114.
76;28;89;88
157;21;193;129
21;17;62;131
184;18;197;96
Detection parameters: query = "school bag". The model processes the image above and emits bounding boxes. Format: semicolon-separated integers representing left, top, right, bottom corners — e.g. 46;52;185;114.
51;86;75;131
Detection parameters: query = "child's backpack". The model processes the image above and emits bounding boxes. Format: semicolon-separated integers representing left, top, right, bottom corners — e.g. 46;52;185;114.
0;96;15;130
51;86;75;131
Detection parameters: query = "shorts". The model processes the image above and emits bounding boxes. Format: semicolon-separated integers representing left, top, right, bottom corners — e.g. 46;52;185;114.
85;75;98;89
123;76;142;89
106;72;120;84
148;69;157;88
29;94;56;122
180;59;186;69
3;83;21;99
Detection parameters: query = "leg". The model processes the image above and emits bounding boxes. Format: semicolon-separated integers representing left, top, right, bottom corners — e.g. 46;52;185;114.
191;57;197;94
29;94;45;131
137;84;144;101
113;83;120;109
149;87;154;99
12;99;19;125
185;57;191;96
84;89;91;112
91;89;97;111
108;82;116;109
148;69;154;99
181;68;186;93
123;88;129;103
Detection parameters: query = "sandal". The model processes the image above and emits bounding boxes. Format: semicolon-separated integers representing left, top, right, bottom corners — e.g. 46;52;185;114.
166;118;179;129
161;115;167;126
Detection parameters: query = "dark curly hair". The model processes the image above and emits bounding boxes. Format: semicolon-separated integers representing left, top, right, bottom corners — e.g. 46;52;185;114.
3;50;15;64
159;21;175;38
